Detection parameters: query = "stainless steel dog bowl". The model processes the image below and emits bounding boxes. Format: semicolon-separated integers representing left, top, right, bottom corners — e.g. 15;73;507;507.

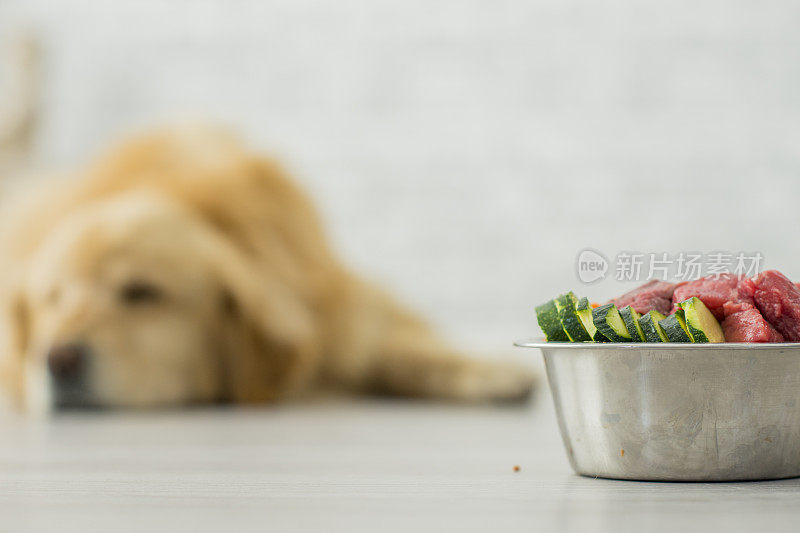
515;339;800;481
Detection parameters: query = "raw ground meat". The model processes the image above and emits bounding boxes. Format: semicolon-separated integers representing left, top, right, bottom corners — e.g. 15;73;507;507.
609;280;679;315
671;273;743;320
751;270;800;341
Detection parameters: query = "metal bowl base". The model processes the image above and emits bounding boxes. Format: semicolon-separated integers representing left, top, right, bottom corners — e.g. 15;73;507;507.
516;339;800;482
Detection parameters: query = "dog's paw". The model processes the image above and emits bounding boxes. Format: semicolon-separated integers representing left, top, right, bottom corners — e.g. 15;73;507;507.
453;360;537;403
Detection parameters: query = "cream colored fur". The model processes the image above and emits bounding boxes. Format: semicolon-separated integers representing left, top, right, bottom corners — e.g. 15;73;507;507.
0;128;534;411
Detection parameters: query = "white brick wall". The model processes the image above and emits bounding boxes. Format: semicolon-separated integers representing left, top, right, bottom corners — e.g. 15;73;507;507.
3;0;800;352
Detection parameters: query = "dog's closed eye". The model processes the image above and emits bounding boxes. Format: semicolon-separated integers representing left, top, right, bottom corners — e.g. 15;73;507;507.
119;281;163;305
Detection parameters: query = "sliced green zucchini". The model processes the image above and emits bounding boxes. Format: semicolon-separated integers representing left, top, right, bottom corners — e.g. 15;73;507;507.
554;292;577;312
535;299;570;342
675;309;693;341
576;297;608;342
639;310;669;342
659;311;692;342
679;297;725;343
555;292;592;342
619;305;645;342
592;303;632;342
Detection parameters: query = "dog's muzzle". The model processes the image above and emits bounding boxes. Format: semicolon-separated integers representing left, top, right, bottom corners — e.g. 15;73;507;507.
47;343;96;409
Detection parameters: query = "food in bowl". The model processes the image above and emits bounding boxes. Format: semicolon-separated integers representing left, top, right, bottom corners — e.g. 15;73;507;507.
536;269;799;343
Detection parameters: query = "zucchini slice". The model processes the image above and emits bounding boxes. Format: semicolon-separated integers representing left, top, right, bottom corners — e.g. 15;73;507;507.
535;299;570;342
679;297;725;343
576;297;607;342
592;303;632;342
555;292;592;342
619;305;645;342
659;311;692;342
639;310;669;342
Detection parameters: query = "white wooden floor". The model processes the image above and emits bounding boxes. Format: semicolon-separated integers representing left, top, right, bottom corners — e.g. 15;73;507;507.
1;390;799;532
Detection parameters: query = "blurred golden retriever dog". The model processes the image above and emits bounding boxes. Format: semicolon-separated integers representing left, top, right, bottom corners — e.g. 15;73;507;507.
0;128;534;412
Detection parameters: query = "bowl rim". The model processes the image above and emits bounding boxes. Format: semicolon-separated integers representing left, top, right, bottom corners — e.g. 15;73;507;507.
514;337;800;350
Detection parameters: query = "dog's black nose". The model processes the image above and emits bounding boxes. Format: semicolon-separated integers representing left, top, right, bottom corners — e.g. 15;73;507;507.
47;343;87;382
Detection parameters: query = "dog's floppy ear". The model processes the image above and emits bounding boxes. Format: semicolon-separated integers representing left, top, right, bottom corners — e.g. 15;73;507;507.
0;280;28;409
200;230;320;403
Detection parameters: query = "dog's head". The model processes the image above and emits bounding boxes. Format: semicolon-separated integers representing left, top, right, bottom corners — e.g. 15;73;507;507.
4;191;317;412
